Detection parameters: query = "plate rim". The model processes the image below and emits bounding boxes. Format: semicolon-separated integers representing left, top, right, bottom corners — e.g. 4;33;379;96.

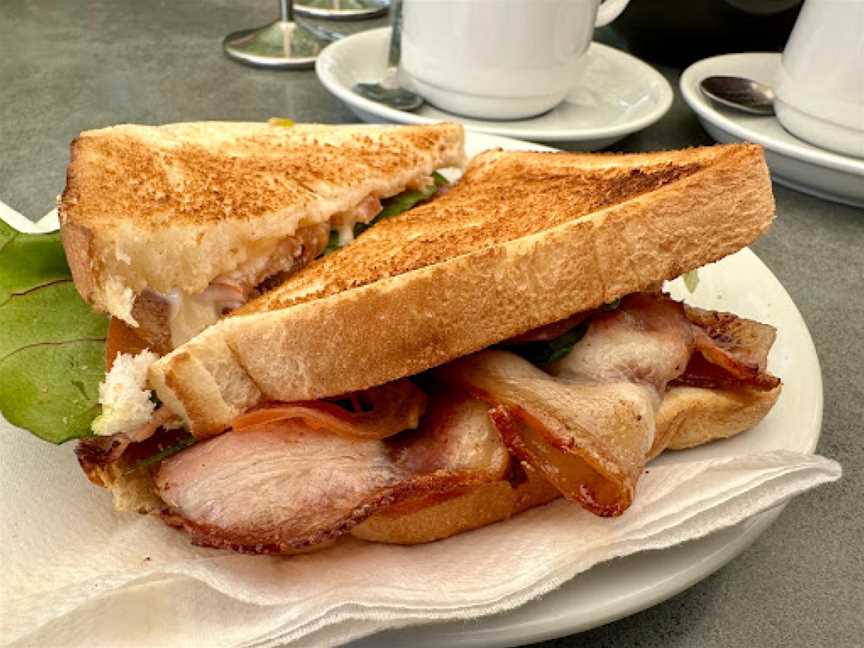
349;130;824;647
316;28;674;143
679;52;864;176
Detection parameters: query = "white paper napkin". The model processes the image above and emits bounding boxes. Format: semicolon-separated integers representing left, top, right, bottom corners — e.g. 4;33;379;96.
0;415;840;648
0;205;842;647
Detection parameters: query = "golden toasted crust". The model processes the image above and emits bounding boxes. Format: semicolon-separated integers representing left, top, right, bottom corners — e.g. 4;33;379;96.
654;384;782;455
84;460;164;514
350;465;560;544
151;143;775;437
59;122;465;317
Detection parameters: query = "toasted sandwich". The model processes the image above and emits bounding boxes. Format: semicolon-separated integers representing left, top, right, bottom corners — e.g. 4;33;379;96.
72;142;782;554
59;121;465;352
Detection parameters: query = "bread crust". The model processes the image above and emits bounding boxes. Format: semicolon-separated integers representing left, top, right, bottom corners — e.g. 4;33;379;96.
350;465;560;544
150;144;775;437
653;384;782;456
59;122;465;319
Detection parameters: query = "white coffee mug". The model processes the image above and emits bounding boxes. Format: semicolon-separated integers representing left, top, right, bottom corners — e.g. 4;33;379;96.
774;0;864;158
400;0;631;120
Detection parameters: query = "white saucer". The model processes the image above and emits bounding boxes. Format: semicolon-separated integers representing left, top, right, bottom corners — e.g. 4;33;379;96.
681;53;864;208
316;28;673;148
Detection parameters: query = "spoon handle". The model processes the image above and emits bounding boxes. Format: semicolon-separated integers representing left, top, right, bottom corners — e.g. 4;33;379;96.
388;0;403;69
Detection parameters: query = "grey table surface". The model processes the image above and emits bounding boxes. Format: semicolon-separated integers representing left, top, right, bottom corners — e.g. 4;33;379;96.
1;1;861;646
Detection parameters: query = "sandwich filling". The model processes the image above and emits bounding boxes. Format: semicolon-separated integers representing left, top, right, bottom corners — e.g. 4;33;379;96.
123;173;447;352
77;291;781;553
89;172;450;437
146;222;331;350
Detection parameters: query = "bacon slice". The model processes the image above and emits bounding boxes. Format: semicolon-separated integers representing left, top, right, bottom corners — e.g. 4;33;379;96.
678;306;780;390
156;391;508;554
438;293;780;517
232;380;427;440
76;405;178;479
440;349;661;516
548;293;694;390
84;370;425;477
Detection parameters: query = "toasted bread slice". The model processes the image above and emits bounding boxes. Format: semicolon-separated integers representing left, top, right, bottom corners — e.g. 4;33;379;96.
654;384;782;455
59;121;464;324
350;464;560;545
150;144;774;437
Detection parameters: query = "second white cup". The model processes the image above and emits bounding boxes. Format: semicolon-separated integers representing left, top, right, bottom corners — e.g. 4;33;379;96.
774;0;864;158
400;0;631;120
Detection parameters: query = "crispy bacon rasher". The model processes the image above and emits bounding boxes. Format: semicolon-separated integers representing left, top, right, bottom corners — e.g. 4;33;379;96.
438;293;780;517
232;379;427;441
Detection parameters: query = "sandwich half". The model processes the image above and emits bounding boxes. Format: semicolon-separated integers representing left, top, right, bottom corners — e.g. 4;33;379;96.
78;143;782;553
59;121;464;352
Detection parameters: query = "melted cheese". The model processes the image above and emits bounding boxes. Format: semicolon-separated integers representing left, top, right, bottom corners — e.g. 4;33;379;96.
150;191;389;347
157;237;296;347
164;285;246;348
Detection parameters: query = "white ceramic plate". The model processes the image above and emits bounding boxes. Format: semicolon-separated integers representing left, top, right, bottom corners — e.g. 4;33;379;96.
316;28;673;148
13;134;822;647
680;53;864;208
348;131;823;647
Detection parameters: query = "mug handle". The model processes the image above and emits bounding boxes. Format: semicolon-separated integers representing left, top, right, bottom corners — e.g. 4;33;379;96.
594;0;631;27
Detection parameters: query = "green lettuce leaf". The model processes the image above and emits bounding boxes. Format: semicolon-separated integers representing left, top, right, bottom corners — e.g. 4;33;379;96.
124;432;197;474
323;229;341;256
369;171;448;224
683;269;700;293
499;297;625;366
503;321;590;366
0;221;107;443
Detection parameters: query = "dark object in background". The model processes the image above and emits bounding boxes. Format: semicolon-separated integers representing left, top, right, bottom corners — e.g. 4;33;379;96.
611;0;802;67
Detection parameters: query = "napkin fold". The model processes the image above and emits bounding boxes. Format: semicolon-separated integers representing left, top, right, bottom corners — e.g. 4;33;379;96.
0;204;841;647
